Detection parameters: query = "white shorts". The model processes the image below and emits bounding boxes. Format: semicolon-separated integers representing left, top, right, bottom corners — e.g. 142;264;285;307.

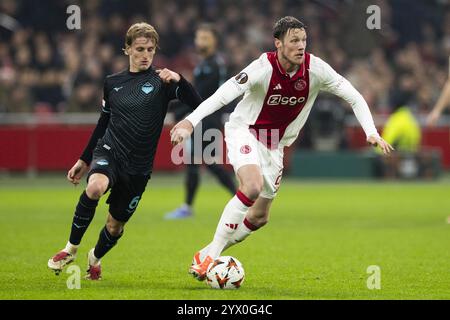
224;122;284;199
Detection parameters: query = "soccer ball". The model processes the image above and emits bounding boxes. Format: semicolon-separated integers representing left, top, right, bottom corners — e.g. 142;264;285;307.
205;256;245;289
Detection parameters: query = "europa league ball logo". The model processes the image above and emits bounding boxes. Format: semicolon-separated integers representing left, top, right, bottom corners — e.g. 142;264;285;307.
295;79;307;91
235;72;248;84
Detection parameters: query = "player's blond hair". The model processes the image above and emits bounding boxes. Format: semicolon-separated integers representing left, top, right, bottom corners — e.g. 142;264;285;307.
123;22;159;51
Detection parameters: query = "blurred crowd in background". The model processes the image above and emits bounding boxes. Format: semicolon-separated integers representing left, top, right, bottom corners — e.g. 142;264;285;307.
0;0;449;117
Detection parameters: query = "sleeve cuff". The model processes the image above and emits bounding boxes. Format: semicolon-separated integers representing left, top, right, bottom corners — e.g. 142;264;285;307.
366;131;380;140
79;155;92;166
185;114;200;128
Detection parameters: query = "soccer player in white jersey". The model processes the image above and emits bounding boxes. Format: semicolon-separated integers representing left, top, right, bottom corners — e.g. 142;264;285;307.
171;16;394;281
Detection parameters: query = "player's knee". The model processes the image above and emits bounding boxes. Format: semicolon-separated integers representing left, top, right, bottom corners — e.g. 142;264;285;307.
86;180;107;200
106;221;124;237
241;181;263;200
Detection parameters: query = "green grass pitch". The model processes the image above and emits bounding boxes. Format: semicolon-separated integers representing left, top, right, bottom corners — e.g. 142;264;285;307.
0;174;449;299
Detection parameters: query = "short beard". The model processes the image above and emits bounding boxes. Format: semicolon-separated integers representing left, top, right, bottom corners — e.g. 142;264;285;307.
280;51;299;68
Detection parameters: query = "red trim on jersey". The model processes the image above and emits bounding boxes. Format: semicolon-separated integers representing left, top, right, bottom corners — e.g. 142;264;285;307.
236;190;255;207
249;51;310;149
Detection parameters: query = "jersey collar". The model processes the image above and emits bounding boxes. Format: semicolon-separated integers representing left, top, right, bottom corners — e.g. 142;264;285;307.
128;66;154;76
273;51;307;81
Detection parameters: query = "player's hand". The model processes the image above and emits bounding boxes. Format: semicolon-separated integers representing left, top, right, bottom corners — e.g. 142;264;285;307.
67;159;89;186
425;109;441;127
367;135;394;155
170;119;194;146
156;68;181;83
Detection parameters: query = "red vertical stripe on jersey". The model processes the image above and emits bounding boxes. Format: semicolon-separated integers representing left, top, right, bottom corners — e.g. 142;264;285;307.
249;51;310;149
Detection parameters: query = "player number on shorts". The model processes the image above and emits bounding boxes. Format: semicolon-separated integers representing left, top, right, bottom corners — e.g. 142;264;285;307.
128;196;141;211
274;169;283;192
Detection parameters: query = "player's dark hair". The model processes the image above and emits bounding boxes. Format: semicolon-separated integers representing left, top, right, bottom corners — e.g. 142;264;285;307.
197;23;219;41
273;16;306;40
197;22;220;46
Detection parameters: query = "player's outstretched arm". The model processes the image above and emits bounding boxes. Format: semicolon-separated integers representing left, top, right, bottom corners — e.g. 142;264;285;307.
315;56;393;155
183;58;263;130
426;78;450;127
170;78;243;146
170;58;263;146
67;159;89;185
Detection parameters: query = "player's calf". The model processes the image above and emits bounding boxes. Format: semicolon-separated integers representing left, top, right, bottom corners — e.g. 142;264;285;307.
245;215;268;229
228;201;269;246
106;220;124;237
69;191;99;246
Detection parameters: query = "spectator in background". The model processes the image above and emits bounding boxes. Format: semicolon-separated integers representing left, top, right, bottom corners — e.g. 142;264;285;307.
382;91;421;153
66;77;102;113
379;90;434;179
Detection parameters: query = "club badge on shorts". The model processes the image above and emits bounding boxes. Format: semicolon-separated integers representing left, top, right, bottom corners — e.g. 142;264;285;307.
240;145;252;154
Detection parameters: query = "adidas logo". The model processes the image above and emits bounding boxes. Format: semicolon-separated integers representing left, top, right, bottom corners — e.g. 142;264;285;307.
273;83;282;90
225;223;238;230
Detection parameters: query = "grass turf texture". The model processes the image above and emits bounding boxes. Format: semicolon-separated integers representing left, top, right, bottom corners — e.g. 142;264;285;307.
0;174;449;299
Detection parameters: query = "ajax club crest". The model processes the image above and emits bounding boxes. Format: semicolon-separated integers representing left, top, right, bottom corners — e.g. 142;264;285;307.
294;79;307;91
